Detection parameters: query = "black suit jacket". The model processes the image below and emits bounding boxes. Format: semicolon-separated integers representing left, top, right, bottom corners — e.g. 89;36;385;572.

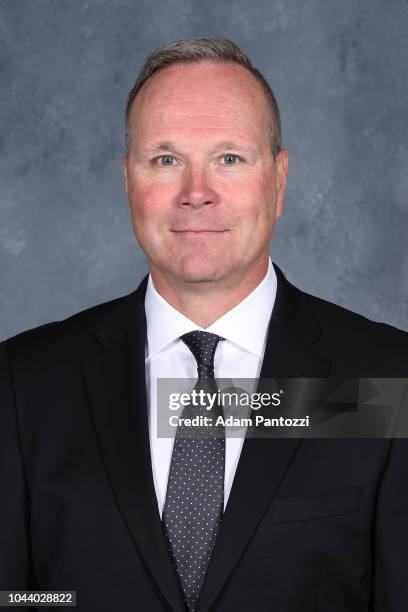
1;264;408;611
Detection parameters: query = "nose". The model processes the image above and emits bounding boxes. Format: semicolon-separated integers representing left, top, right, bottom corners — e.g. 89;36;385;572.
177;164;219;208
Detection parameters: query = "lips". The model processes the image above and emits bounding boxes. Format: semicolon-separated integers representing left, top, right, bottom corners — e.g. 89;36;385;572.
171;229;228;233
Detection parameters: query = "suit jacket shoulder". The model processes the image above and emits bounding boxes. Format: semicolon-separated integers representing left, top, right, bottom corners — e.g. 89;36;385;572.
298;282;408;375
3;296;120;369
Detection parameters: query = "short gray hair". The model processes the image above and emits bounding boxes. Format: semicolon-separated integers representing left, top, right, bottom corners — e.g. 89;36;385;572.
125;37;282;155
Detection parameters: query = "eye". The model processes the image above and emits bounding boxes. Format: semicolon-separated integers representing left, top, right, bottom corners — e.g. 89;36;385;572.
156;154;176;166
221;153;240;165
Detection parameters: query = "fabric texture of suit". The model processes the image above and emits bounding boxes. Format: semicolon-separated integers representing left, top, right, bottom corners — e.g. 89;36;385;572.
1;263;408;611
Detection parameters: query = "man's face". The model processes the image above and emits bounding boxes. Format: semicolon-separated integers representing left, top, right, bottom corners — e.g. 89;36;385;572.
122;61;288;288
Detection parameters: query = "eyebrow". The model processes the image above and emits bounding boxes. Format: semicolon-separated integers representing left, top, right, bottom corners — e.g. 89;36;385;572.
145;142;180;155
142;140;257;156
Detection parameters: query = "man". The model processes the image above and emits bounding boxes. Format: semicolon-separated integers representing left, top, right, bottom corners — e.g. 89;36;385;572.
1;37;408;612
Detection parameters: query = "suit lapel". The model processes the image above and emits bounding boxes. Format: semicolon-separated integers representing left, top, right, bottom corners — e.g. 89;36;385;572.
195;264;331;612
82;277;186;612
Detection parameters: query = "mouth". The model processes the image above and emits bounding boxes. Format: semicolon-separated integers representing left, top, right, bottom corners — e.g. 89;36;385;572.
171;230;229;234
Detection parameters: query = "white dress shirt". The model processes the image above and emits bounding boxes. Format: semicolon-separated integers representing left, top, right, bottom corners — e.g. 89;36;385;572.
145;257;277;516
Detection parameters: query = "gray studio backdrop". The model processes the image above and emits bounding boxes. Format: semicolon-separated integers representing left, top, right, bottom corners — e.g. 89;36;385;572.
1;0;408;341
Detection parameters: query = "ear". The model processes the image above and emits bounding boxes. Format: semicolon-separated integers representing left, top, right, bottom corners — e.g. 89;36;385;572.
275;148;288;219
122;155;129;196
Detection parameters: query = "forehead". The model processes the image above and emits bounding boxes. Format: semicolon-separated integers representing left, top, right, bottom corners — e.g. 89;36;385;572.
129;61;270;147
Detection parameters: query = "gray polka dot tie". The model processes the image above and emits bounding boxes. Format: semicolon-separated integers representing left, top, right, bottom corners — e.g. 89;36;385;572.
163;330;225;612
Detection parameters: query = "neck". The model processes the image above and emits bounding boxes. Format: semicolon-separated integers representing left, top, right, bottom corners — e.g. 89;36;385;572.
150;258;270;328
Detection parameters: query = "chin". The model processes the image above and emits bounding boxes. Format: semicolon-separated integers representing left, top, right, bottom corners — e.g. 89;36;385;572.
174;256;225;283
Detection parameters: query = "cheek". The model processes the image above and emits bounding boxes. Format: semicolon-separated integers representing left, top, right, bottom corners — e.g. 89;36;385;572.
256;177;278;221
228;178;275;222
128;180;176;223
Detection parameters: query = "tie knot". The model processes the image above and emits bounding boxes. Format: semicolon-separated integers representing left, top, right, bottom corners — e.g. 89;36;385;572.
180;330;224;368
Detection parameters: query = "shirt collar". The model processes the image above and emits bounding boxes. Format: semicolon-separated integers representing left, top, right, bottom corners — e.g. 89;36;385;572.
145;257;277;360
